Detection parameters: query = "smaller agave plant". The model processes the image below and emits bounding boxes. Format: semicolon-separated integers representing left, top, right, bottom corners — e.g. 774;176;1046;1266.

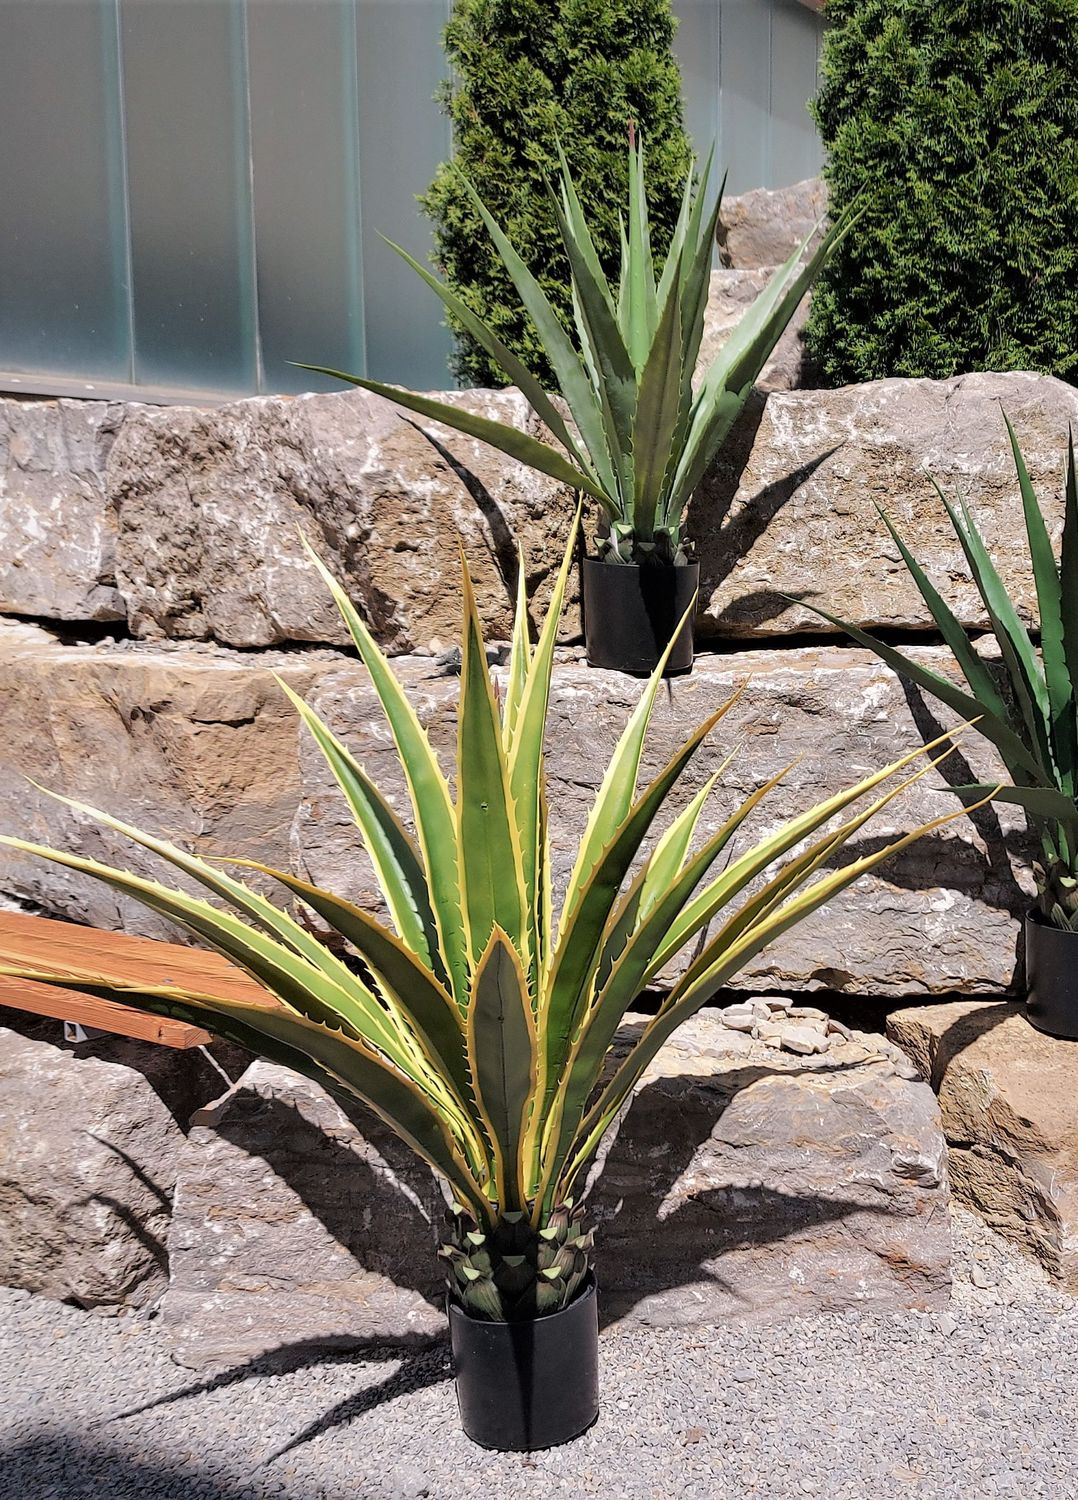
0;519;980;1323
805;419;1078;933
300;138;853;568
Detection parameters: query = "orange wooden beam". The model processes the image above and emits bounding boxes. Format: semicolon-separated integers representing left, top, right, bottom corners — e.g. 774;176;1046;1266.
0;910;279;1048
0;979;211;1048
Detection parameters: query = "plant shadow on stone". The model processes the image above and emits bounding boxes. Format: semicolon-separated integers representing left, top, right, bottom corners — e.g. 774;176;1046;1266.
687;400;840;636
409;421;522;624
406;397;842;647
814;679;1029;997
137;1052;903;1453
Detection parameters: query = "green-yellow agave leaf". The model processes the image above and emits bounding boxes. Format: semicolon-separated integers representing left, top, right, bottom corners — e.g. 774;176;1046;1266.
1;526;972;1312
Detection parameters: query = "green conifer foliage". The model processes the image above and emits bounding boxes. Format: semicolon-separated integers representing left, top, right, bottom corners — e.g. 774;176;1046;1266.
420;0;693;388
807;0;1078;386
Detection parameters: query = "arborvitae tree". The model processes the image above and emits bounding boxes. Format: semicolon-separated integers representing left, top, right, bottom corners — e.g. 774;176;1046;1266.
420;0;693;388
807;0;1078;386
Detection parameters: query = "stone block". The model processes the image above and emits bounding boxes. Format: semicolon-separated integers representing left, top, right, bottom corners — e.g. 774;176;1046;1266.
693;370;1078;641
109;387;577;651
161;1012;949;1367
0;397;125;622
296;647;1031;999
0;1025;185;1307
0;623;319;938
160;1061;448;1369
717;176;828;270
887;1000;1078;1288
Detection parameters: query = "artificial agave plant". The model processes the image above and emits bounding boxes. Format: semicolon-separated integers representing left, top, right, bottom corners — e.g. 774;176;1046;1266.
0;521;976;1322
299;139;851;568
804;419;1078;934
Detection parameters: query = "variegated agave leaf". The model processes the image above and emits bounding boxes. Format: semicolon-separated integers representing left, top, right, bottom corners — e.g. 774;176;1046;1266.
0;514;983;1318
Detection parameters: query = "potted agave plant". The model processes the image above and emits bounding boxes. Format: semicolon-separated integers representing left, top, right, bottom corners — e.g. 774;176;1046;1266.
300;139;850;677
0;521;976;1449
805;418;1078;1039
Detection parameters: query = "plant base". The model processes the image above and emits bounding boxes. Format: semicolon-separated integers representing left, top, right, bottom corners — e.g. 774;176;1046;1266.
1025;911;1078;1040
582;558;698;676
448;1277;599;1451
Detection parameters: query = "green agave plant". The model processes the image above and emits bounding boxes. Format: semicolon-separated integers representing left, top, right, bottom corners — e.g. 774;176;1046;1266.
804;418;1078;932
299;140;851;566
0;521;976;1320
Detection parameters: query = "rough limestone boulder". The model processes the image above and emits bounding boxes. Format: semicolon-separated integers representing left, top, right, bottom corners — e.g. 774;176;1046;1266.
697;268;812;392
0;1025;184;1307
0;626;1030;993
161;1059;448;1369
887;1001;1078;1289
5;371;1078;648
694;370;1078;641
296;648;1031;999
593;1012;950;1325
717;176;827;270
0;397;125;622
0;620;319;938
109;387;577;652
162;1011;949;1368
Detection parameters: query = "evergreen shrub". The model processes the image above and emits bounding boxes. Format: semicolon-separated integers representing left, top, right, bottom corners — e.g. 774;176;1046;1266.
421;0;693;388
807;0;1078;386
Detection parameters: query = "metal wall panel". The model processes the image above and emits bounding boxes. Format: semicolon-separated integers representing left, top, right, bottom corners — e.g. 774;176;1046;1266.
246;0;366;394
0;0;130;383
0;0;823;401
120;0;257;392
674;0;825;195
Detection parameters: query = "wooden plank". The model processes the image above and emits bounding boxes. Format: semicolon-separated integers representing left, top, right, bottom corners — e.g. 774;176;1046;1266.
0;911;275;1004
0;910;283;1047
0;979;211;1049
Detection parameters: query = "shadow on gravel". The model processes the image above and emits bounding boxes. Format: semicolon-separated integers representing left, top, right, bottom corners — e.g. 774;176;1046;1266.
115;1333;450;1463
0;1434;270;1500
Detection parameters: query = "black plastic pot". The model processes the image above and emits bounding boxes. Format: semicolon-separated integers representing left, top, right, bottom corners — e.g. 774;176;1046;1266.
582;557;698;676
448;1278;599;1451
1025;910;1078;1040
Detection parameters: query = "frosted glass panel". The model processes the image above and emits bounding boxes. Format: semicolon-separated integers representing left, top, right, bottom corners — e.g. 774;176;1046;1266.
0;0;823;401
247;0;365;394
120;0;256;391
671;1;719;168
770;0;825;185
0;0;128;380
356;0;452;389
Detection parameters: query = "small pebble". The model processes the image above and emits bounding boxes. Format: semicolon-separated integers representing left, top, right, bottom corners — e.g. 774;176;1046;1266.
721;1013;755;1032
780;1024;831;1056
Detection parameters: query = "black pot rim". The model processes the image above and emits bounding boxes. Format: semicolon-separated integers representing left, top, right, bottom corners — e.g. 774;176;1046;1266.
583;555;698;570
1026;906;1077;931
446;1273;597;1328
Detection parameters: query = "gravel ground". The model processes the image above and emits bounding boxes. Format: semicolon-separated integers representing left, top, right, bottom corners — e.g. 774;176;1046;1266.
2;1206;1076;1500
